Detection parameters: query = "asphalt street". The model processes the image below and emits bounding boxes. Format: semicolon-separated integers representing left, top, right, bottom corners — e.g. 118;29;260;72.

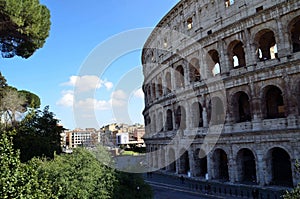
144;173;226;199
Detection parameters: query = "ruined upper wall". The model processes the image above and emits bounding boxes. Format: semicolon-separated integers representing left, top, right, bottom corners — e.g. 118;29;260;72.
142;0;298;76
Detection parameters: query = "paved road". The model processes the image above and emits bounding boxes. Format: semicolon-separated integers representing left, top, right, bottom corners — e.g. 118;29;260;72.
144;173;225;199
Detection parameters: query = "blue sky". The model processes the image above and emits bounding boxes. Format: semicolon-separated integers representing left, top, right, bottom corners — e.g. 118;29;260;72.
0;0;179;129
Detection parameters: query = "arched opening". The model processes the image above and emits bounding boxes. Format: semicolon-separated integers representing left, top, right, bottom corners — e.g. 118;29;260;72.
179;149;190;174
152;82;156;100
175;106;186;129
255;30;277;61
211;97;225;125
189;58;201;82
166;109;173;131
152;114;156;133
229;40;246;68
194;149;207;177
267;147;293;187
208;50;221;76
212;149;229;181
147;85;151;103
233;92;251;122
165;72;172;94
158;112;163;132
145;115;151;133
157;77;163;97
191;102;203;128
264;85;285;119
290;17;300;53
175;65;185;88
237;149;256;183
168;148;176;172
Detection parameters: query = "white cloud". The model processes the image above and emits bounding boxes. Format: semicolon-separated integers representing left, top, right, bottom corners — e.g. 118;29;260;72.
61;75;113;92
133;88;144;99
56;90;74;107
76;98;111;110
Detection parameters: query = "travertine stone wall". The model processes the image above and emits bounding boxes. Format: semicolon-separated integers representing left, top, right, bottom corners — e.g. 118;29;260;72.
142;0;300;187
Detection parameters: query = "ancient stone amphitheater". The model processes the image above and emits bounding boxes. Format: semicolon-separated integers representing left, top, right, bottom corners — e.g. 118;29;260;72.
142;0;300;188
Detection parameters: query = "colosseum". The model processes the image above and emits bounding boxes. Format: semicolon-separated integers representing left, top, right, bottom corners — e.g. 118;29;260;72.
142;0;300;191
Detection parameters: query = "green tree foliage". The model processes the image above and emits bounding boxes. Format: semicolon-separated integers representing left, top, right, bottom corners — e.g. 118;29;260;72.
39;147;117;199
13;106;63;162
18;90;41;109
283;161;300;199
0;0;51;58
0;86;26;127
113;172;153;199
0;132;54;198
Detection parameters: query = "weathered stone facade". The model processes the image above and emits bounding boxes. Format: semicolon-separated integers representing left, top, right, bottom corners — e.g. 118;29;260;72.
142;0;300;187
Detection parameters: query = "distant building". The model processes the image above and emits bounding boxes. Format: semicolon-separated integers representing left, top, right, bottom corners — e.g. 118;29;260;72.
66;128;100;148
116;132;129;145
101;123;145;147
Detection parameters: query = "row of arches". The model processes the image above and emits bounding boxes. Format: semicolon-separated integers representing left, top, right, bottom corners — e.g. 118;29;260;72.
146;84;293;133
151;146;293;187
145;16;300;103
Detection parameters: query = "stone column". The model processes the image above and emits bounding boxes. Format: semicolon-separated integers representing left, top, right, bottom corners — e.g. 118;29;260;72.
275;16;290;57
188;147;194;177
228;157;237;183
244;28;257;67
219;40;230;75
206;152;213;180
256;152;267;186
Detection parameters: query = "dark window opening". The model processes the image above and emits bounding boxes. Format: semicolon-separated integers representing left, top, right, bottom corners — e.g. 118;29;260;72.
256;30;277;61
166;109;173;131
265;86;285;119
189;58;201;83
179;150;190;174
291;19;300;53
208;50;221;76
175;66;185;88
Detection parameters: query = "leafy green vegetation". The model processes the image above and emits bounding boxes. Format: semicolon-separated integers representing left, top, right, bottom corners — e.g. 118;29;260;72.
0;0;51;58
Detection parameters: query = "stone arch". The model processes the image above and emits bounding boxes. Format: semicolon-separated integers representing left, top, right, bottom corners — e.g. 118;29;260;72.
236;148;257;183
166;109;173;131
254;29;278;61
212;148;229;181
262;85;285;119
145;114;151;133
232;91;251;122
168;148;176;172
175;65;185;88
194;148;207;177
266;147;293;187
210;97;225;125
151;82;156;100
152;113;156;133
207;49;221;76
288;16;300;53
157;77;163;97
179;149;190;174
158;111;163;132
189;58;201;82
165;72;172;94
228;40;246;68
191;102;203;128
175;105;186;129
